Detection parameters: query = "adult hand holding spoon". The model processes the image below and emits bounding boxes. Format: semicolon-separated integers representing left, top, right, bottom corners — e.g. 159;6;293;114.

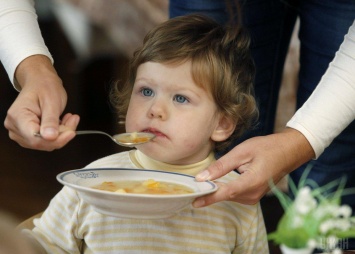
18;113;79;151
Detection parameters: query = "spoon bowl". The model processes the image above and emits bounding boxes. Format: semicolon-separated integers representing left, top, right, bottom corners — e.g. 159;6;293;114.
111;132;155;147
34;131;155;147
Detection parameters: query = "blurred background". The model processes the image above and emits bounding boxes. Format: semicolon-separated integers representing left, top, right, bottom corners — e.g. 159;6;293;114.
0;0;299;253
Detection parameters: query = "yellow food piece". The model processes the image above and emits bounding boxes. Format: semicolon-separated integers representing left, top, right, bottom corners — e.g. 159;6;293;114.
92;179;193;195
143;179;160;188
130;132;138;140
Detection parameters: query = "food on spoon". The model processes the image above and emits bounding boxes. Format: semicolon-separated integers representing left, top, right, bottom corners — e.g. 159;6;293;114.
92;179;194;195
130;132;150;143
131;132;138;140
115;132;152;144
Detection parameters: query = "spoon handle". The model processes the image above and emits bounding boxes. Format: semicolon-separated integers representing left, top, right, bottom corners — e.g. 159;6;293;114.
75;130;115;140
34;130;114;140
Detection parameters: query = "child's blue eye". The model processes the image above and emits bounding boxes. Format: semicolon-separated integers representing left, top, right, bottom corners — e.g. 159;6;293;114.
141;88;154;97
174;95;188;103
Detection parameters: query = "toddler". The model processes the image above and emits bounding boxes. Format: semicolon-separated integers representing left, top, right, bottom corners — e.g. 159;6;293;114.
24;14;268;254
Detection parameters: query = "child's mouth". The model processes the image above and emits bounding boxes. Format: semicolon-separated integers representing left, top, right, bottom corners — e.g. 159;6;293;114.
143;128;165;138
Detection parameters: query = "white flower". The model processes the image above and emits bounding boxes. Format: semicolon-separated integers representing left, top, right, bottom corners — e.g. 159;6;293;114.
320;218;351;234
294;187;317;215
336;205;352;218
298;186;312;197
320;220;333;234
336;219;351;231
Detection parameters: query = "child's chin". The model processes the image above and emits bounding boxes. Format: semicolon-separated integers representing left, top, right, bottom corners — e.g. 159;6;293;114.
138;147;173;162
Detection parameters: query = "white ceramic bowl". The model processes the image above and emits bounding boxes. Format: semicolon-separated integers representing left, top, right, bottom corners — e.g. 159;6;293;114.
57;168;217;219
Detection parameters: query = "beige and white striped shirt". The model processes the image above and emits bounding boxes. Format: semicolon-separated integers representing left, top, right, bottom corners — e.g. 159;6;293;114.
26;150;268;253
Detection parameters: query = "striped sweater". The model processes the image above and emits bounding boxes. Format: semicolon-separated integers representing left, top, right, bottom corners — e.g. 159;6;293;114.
25;150;268;253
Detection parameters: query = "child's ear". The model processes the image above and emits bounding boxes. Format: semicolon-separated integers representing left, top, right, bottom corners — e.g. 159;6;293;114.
211;115;236;142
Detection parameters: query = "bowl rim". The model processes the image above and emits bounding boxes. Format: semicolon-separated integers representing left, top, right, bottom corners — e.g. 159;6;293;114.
57;168;218;199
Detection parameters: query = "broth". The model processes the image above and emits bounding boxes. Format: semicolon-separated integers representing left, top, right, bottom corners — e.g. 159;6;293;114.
115;132;150;144
92;179;194;195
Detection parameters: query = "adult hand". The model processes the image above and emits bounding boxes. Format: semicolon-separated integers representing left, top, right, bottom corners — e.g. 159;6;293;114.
4;55;80;151
193;128;315;207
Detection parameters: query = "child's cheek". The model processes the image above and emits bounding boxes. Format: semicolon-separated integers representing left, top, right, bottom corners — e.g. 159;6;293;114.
180;137;199;150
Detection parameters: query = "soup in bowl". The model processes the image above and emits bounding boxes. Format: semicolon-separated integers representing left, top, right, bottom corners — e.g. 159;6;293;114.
93;179;194;195
57;168;217;219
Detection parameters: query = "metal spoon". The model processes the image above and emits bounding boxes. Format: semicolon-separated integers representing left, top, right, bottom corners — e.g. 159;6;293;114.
33;131;155;147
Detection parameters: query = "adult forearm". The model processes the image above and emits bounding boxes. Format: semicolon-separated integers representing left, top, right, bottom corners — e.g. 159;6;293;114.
15;55;59;90
0;0;53;86
287;21;355;158
275;128;315;174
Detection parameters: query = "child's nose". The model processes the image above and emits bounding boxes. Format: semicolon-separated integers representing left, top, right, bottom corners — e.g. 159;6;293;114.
150;111;163;119
148;101;166;120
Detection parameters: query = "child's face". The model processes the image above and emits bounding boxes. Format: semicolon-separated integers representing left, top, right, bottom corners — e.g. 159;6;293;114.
125;61;225;165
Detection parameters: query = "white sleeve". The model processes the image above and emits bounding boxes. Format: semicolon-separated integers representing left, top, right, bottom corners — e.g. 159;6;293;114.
0;0;53;85
287;21;355;159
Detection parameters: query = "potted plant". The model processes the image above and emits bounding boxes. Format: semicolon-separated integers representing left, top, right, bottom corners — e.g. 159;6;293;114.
268;170;355;254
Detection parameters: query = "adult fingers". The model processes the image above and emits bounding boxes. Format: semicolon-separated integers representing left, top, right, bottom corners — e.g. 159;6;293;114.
195;144;251;181
193;169;267;207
